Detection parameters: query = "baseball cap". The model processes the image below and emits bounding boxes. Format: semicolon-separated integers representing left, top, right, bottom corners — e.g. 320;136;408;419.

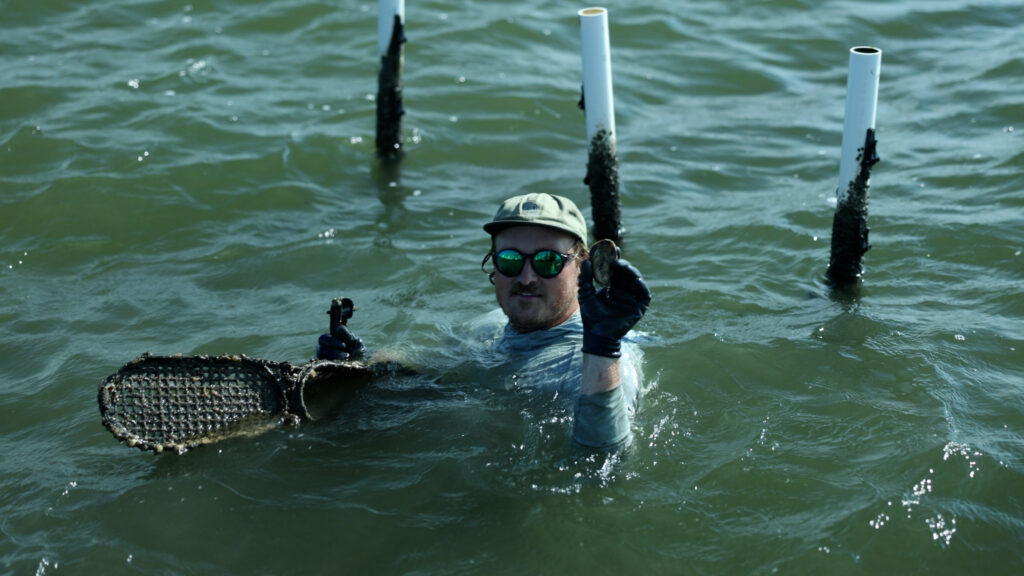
483;193;588;244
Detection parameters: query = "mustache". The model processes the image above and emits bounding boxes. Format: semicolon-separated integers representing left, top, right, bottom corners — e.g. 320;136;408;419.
511;281;540;295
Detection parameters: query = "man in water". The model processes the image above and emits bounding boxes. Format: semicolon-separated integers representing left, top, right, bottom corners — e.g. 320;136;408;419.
318;193;651;449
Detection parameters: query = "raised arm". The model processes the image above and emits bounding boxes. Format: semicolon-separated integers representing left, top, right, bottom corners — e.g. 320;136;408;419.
574;258;652;448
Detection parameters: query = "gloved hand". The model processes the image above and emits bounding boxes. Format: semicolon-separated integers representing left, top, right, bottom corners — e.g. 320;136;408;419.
316;324;365;361
578;258;652;358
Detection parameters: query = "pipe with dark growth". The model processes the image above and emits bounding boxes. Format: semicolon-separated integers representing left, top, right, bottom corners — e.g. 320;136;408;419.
376;0;405;160
579;7;622;246
828;47;882;286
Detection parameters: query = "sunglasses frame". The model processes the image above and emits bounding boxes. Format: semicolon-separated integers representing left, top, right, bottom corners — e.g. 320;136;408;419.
483;248;576;280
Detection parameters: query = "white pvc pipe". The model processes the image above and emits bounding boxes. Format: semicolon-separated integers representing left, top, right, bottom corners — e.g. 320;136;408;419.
378;0;405;60
837;46;882;200
579;7;616;146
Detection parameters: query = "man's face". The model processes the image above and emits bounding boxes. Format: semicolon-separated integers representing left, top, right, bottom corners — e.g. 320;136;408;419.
492;225;581;333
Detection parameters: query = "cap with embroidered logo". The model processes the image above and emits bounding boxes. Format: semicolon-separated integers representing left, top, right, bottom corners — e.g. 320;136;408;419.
483;193;588;244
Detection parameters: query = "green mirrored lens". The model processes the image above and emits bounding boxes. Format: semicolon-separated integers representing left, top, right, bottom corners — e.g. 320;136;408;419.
532;251;564;278
495;250;525;276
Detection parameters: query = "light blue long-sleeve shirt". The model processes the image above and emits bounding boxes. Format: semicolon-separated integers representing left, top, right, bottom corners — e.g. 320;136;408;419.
465;309;643;449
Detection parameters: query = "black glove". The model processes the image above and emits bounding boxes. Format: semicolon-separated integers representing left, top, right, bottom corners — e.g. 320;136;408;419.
316;324;365;361
578;258;651;358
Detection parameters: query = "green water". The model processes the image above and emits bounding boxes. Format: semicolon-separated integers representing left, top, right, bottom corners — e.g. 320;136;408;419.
2;0;1022;574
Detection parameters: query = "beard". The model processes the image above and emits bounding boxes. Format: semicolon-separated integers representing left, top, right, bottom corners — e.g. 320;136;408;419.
499;280;577;333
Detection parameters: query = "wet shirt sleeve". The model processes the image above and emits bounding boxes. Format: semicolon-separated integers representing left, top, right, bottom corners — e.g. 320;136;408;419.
572;386;631;449
571;342;642;449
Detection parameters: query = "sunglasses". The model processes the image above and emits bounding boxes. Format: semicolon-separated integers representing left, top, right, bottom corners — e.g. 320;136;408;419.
490;249;576;279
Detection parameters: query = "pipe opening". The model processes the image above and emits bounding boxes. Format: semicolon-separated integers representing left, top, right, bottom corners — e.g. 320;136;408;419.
852;46;880;54
580;7;607;16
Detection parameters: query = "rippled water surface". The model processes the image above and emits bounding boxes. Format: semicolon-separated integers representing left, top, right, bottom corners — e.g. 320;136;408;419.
2;0;1022;574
